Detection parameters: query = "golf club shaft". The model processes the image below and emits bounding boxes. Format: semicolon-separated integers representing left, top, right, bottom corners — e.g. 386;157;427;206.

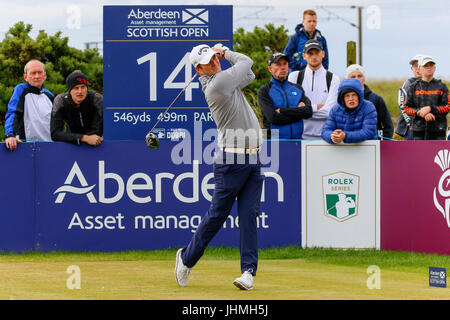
147;73;198;134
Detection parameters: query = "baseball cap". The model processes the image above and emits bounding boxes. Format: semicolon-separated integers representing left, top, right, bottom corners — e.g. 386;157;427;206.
409;54;424;65
190;44;216;67
418;55;436;67
303;39;323;53
268;52;289;66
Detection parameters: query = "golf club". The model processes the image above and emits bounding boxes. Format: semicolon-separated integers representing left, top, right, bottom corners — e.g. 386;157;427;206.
145;73;198;149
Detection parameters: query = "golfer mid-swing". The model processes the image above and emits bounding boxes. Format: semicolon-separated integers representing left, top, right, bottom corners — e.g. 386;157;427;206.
175;44;264;290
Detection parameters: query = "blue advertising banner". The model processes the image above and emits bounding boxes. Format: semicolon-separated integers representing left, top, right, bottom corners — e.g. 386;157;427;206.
0;141;301;252
103;5;233;141
0;144;35;252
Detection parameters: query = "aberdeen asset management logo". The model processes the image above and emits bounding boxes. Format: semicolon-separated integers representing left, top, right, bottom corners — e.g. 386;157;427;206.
323;172;359;222
54;161;97;203
182;8;208;25
433;149;450;228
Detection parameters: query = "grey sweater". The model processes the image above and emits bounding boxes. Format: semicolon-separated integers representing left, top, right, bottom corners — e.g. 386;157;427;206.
199;51;262;148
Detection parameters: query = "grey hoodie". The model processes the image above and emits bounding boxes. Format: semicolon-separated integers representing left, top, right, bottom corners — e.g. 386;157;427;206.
199;51;262;148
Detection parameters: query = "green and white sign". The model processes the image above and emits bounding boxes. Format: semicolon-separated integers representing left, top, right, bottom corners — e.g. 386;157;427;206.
323;172;359;222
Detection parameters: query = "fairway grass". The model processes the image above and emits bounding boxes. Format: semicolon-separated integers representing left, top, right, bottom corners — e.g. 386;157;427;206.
0;247;448;300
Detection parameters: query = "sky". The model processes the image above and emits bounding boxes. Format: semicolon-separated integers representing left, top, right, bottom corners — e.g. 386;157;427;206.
0;0;449;80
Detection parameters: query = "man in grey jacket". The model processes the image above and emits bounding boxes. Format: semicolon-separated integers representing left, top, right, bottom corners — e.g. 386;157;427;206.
175;44;264;290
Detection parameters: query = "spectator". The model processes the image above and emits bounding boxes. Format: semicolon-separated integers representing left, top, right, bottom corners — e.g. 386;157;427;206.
51;72;103;146
283;9;329;72
404;56;450;140
396;54;423;140
346;64;394;140
258;52;313;139
321;78;377;144
288;39;340;139
4;59;54;150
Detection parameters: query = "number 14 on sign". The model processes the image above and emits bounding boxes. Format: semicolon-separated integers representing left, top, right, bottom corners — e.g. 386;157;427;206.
137;52;199;101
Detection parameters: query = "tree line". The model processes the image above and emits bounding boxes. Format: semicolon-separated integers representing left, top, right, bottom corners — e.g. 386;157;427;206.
0;22;103;139
0;22;290;140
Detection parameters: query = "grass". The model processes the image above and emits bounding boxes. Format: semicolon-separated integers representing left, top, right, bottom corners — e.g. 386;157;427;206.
367;80;404;118
3;246;449;267
0;247;448;300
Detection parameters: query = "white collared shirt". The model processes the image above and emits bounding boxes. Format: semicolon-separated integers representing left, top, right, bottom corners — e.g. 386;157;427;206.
288;65;340;139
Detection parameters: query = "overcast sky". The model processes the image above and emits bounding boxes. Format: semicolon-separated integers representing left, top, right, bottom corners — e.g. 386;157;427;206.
0;0;449;80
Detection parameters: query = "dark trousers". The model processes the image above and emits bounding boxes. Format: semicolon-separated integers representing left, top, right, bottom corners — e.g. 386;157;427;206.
413;131;446;140
181;153;264;276
403;127;414;141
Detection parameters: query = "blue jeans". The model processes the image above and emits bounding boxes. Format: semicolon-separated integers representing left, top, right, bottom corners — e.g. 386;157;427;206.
181;153;264;276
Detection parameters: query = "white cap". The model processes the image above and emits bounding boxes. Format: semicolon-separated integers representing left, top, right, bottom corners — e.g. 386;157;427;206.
345;64;365;78
409;54;424;65
190;44;216;67
418;55;436;67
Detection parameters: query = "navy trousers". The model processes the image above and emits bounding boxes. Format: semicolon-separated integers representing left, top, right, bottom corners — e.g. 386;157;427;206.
181;153;264;276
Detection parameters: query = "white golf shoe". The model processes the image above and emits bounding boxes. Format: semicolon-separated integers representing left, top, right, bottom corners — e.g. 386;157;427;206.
175;248;191;287
233;270;254;290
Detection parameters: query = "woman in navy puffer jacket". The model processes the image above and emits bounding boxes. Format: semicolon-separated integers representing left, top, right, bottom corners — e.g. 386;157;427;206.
321;78;377;144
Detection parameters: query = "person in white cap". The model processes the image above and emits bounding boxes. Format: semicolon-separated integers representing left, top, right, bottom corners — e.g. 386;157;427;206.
404;56;450;140
175;44;264;291
346;64;393;140
396;54;424;140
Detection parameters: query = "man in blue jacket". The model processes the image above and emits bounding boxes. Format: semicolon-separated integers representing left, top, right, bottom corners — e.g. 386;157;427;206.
4;59;54;150
258;53;313;139
321;78;377;144
283;9;329;72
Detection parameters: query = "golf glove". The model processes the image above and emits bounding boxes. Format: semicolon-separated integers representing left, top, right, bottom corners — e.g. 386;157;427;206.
213;43;229;51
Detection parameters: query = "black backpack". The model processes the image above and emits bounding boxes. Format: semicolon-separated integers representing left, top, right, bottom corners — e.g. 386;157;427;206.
296;69;333;91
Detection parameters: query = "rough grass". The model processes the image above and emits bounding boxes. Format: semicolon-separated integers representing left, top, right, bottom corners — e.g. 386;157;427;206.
2;246;449;269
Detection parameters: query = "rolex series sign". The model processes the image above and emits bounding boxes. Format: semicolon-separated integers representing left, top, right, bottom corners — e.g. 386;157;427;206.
323;172;359;222
103;6;232;140
302;141;380;249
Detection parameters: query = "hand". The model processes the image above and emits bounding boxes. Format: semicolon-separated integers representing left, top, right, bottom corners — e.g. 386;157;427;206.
317;104;325;110
297;102;306;108
275;108;280;114
331;129;346;144
417;106;431;117
212;44;228;60
81;134;103;146
424;113;436;122
5;136;22;150
211;47;224;60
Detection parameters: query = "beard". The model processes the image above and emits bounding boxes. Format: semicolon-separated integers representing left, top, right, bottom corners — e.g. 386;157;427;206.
275;74;288;81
